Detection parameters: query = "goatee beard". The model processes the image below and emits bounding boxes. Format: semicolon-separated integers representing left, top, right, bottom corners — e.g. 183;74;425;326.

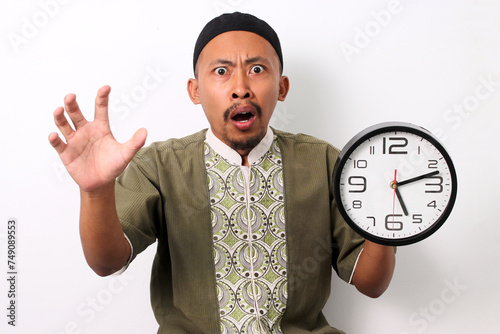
222;101;265;151
226;128;266;151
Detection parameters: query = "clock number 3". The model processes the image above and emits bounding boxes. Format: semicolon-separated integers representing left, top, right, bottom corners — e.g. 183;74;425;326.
425;176;443;193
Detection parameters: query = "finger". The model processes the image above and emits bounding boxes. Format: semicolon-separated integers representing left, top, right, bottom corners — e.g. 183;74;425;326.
64;93;88;130
122;128;148;162
48;132;67;155
94;85;112;122
53;106;75;140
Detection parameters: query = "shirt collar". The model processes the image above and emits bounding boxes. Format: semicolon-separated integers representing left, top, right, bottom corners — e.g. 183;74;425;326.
205;127;274;166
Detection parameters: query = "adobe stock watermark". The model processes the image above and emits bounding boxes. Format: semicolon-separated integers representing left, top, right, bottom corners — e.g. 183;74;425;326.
46;272;134;334
110;65;170;120
381;143;434;182
288;235;333;292
7;0;73;53
339;0;403;64
269;105;296;130
372;74;499;183
213;0;244;15
441;74;500;132
398;276;467;334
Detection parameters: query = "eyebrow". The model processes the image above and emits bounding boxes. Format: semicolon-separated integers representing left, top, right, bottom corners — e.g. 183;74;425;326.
209;56;270;68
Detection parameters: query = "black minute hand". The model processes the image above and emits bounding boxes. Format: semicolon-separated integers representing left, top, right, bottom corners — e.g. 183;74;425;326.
397;170;440;187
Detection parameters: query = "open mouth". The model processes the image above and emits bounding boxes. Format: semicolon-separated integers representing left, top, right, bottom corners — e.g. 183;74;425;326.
225;103;261;130
232;111;254;123
229;104;257;122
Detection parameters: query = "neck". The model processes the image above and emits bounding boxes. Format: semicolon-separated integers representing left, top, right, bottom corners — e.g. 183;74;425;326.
206;127;273;167
237;150;251;166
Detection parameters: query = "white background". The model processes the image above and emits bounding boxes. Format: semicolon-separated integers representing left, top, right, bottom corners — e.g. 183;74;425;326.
1;0;499;333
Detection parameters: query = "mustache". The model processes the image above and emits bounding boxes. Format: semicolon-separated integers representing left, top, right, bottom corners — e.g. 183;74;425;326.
223;101;262;122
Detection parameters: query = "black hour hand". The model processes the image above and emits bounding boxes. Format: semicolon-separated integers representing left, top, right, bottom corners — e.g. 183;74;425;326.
395;187;409;216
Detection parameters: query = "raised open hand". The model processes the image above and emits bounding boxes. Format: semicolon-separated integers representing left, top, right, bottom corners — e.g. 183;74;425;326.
48;85;147;192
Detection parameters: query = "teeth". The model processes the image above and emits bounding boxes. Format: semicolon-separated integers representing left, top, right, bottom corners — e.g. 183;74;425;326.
233;111;251;123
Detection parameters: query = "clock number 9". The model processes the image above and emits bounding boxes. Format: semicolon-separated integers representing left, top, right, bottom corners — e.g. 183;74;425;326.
348;176;366;193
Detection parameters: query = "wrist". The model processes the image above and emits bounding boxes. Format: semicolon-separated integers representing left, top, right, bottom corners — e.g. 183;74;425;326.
80;182;115;200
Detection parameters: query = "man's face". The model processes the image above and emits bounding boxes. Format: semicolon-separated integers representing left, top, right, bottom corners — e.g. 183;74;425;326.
188;31;289;155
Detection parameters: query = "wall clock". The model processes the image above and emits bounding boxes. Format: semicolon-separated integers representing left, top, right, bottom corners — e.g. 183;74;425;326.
333;122;458;246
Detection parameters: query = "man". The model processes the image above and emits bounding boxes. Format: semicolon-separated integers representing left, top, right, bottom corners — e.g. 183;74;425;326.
49;12;395;334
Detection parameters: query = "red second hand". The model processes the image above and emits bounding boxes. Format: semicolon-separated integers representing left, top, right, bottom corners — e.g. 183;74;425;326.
392;169;397;229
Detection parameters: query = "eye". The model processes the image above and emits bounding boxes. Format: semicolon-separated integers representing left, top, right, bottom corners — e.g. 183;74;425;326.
214;67;227;76
251;65;264;74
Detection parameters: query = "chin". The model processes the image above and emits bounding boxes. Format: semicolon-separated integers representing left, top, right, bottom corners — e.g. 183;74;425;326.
226;129;265;151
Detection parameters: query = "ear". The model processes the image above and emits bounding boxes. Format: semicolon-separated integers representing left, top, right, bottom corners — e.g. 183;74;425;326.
187;78;201;104
278;76;290;101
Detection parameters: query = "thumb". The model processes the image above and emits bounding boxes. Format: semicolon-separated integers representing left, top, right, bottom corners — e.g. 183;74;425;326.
122;128;148;162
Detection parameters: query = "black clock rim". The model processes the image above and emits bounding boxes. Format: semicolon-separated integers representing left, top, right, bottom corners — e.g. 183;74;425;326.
333;121;458;247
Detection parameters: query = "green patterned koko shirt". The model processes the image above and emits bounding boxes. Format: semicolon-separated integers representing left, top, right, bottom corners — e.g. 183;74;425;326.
115;127;365;334
205;128;287;333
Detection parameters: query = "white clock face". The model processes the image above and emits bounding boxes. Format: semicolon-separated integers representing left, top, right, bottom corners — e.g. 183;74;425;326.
336;129;456;245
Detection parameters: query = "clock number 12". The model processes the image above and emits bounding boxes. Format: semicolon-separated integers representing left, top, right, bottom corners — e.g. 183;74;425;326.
382;137;408;155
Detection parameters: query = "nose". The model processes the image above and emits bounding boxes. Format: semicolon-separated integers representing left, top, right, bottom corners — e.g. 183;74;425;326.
231;70;252;100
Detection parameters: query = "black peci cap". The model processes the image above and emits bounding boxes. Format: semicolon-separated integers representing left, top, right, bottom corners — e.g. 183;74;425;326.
193;12;283;73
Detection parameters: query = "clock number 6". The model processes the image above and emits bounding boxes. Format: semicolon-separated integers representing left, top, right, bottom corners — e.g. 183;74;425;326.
385;214;403;231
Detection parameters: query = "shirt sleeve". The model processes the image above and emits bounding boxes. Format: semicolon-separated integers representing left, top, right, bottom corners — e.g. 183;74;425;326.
114;150;163;264
330;198;365;283
348;248;363;284
112;233;134;275
328;144;366;283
